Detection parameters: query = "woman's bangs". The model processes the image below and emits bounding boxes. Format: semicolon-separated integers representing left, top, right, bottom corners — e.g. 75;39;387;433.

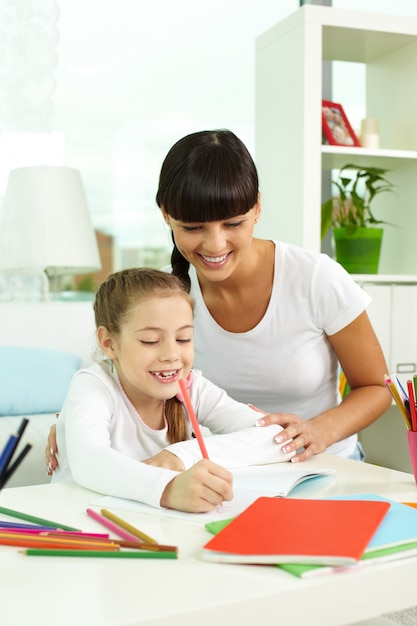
172;171;255;223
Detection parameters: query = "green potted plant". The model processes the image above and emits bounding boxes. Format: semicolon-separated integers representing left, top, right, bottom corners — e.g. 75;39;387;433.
321;164;396;274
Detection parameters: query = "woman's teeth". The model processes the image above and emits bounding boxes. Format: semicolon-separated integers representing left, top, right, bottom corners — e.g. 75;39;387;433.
201;254;228;263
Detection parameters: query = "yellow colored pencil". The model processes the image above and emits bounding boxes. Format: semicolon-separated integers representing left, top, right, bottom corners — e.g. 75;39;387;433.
100;509;157;544
384;375;412;430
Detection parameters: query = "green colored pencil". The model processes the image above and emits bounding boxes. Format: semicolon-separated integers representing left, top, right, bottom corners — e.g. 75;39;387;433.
21;548;178;558
0;506;80;532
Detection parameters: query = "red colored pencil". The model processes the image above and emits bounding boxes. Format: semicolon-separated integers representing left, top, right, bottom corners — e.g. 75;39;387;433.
178;378;209;460
407;380;417;431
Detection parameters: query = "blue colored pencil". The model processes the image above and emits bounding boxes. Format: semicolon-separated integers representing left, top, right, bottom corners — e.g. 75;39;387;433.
0;418;30;483
0;443;32;488
0;434;19;476
0;521;58;531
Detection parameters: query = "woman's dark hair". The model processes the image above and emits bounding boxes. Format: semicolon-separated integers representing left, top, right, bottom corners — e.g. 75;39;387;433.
94;267;194;444
156;129;259;289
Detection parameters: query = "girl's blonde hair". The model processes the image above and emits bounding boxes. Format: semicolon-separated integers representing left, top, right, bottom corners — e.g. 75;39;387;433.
94;268;194;443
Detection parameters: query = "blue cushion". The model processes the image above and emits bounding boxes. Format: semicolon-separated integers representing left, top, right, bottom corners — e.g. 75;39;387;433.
0;346;82;416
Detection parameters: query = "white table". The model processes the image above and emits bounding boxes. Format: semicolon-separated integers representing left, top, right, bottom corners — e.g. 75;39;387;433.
1;454;416;626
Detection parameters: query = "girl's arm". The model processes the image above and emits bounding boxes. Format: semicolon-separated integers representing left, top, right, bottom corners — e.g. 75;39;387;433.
58;371;233;512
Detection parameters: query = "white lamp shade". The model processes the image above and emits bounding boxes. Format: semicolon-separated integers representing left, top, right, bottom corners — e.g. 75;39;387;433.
0;166;101;276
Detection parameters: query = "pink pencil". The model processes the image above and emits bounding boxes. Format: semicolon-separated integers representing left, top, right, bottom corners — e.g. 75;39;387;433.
86;508;139;542
178;378;209;460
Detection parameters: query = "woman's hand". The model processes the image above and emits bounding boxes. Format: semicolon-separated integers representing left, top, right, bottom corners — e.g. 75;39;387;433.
160;459;233;512
256;412;327;462
142;450;185;472
45;422;59;475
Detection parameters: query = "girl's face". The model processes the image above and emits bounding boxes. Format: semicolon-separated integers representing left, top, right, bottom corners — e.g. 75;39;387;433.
99;294;194;406
162;201;261;283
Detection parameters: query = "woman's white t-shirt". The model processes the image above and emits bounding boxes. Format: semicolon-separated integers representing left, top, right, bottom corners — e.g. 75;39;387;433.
190;241;371;458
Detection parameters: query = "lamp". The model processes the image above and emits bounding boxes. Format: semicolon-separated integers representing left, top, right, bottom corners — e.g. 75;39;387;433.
0;165;101;300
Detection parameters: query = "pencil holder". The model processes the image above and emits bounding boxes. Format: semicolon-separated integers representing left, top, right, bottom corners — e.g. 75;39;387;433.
406;430;417;484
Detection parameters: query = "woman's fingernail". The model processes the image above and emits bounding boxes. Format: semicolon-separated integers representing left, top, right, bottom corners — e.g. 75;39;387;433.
275;435;284;443
256;419;265;426
50;448;55;457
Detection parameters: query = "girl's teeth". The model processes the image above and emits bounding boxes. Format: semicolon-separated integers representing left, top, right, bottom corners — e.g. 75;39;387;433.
155;371;176;379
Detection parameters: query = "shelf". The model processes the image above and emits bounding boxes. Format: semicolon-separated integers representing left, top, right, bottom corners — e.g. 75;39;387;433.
255;4;417;274
322;146;417;170
352;274;417;285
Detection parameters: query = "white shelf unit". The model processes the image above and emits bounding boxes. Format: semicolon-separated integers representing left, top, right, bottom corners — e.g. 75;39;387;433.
255;4;417;277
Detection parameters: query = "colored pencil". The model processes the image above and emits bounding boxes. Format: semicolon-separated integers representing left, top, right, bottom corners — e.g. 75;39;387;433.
43;530;110;539
21;548;178;558
384;375;412;430
0;506;80;531
178;378;209;460
0;530;114;544
0;434;19;476
47;532;176;553
407;380;417;432
0;522;60;531
0;534;118;550
41;530;177;553
0;526;52;536
115;540;177;553
413;375;417;409
0;443;32;488
100;508;157;544
0;528;110;540
86;508;139;541
0;418;30;481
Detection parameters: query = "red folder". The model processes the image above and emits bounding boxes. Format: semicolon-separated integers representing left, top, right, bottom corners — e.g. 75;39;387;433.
202;497;390;565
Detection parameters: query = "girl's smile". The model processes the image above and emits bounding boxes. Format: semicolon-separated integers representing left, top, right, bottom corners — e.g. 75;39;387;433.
149;368;182;384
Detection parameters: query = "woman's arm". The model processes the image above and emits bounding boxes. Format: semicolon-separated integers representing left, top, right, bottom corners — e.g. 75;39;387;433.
257;311;391;462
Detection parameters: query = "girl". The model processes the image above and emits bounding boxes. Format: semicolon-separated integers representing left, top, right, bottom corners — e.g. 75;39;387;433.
51;268;293;512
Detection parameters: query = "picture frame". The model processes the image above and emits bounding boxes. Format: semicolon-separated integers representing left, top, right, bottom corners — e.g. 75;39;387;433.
322;100;361;147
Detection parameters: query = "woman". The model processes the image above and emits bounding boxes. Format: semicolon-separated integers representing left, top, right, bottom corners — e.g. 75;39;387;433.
155;129;391;462
46;129;390;472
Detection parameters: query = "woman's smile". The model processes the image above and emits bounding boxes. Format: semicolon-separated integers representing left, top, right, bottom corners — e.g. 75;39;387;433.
198;251;232;268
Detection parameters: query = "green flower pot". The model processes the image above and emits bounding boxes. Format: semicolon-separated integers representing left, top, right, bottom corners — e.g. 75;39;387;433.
333;227;383;274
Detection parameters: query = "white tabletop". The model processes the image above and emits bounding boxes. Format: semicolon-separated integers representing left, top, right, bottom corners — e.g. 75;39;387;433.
1;454;416;626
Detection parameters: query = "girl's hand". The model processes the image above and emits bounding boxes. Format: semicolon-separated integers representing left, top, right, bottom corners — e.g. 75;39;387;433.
160;459;233;512
45;422;59;475
256;412;327;462
142;450;185;472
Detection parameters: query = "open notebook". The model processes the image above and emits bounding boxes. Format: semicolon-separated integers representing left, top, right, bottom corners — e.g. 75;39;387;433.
92;464;336;522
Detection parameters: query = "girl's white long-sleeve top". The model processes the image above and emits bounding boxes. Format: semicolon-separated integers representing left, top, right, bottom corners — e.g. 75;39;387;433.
52;363;293;508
